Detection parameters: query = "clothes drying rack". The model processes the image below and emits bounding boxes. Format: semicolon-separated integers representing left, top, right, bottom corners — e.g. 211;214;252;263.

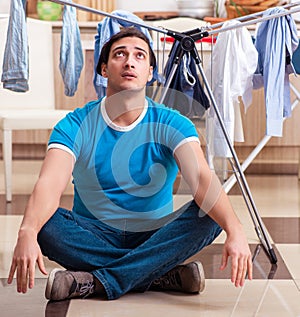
203;1;300;193
198;5;300;268
49;0;300;264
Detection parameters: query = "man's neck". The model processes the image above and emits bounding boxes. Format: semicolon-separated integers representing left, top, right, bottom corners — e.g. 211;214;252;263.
105;90;146;127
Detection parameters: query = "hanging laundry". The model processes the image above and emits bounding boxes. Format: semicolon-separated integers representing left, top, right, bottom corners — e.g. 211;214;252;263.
59;0;84;97
162;41;210;118
206;20;258;162
1;0;28;92
93;10;160;99
253;7;299;137
292;42;300;75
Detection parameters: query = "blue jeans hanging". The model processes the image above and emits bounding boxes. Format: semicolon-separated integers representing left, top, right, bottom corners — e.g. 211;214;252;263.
1;0;29;92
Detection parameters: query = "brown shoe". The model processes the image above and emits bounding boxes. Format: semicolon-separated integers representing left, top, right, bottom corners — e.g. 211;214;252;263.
45;269;95;301
150;261;205;294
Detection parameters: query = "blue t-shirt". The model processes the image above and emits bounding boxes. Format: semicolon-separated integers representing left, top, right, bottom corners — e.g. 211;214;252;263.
48;97;199;230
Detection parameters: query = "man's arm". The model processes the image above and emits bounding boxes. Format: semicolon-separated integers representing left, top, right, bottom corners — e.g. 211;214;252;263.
7;148;74;293
174;141;252;287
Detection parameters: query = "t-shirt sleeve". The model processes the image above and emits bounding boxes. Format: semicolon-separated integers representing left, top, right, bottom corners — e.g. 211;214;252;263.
48;108;85;160
162;109;200;154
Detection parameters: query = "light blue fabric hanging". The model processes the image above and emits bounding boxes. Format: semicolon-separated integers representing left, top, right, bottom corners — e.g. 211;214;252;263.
253;7;299;137
93;10;159;99
1;0;29;92
59;1;84;97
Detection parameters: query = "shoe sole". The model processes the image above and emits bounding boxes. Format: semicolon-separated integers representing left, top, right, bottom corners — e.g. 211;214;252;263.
193;261;205;293
45;268;62;300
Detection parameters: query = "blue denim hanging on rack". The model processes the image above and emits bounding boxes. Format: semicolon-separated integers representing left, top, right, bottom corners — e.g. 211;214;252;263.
59;1;84;97
1;0;29;92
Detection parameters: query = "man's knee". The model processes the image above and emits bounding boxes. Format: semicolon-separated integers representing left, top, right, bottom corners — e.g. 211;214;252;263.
37;208;70;251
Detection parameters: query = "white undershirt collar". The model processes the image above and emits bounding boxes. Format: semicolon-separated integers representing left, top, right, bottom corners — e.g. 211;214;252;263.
101;97;148;132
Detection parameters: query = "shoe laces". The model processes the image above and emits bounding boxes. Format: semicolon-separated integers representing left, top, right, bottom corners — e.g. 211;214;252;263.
154;270;182;288
74;281;95;298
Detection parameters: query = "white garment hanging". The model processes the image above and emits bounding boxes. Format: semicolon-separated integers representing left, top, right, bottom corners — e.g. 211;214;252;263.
206;20;258;161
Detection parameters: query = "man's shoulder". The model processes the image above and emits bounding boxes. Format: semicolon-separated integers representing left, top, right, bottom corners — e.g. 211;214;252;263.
146;97;181;117
76;99;101;114
146;97;192;124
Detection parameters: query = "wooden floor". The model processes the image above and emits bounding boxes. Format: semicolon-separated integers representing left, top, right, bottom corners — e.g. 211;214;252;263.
0;161;299;316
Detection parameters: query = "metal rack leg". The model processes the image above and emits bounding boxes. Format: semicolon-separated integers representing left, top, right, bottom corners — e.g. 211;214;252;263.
228;158;277;263
194;52;277;264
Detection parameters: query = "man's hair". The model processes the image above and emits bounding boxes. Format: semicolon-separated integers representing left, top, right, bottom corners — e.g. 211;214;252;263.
96;27;156;75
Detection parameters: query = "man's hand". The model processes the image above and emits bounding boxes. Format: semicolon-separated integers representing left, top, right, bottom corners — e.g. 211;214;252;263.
6;149;74;293
220;227;252;287
7;228;48;293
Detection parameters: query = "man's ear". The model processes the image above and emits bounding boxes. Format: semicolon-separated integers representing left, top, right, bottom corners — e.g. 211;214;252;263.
101;63;108;78
147;66;153;82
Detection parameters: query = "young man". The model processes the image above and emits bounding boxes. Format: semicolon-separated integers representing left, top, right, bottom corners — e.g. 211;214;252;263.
8;28;252;301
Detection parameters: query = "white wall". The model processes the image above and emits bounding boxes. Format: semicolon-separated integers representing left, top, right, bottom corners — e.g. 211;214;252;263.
0;0;10;14
115;0;178;12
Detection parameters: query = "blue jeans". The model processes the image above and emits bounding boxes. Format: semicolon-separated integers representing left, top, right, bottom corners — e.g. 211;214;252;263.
38;200;222;300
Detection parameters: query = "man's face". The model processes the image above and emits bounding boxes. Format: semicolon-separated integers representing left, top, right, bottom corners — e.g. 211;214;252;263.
101;36;153;95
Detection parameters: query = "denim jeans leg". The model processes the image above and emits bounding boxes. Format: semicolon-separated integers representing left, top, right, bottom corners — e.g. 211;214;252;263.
37;208;130;272
92;200;222;300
